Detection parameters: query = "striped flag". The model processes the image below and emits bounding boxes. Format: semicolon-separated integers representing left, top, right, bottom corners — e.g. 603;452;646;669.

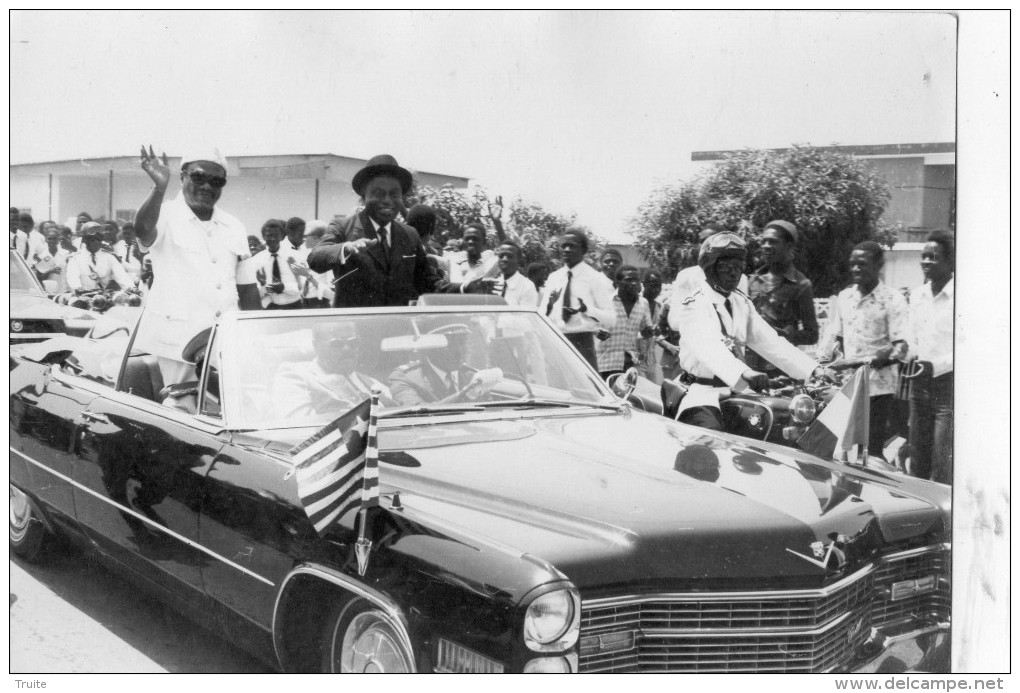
291;395;380;536
797;366;870;461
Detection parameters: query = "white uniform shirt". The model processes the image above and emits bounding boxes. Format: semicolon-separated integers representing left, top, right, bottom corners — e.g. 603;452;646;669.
65;248;135;292
29;246;72;293
667;264;748;331
112;240;145;280
675;286;817;411
134;196;253;361
908;277;954;378
499;271;539;307
253;246;303;306
448;250;499;287
540;262;617;333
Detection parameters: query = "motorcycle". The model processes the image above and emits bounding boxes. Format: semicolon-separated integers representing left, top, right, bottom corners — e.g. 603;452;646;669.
56;287;143;313
609;359;906;471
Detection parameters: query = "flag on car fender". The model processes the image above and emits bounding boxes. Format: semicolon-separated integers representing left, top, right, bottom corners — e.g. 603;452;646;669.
797;366;870;461
291;397;379;535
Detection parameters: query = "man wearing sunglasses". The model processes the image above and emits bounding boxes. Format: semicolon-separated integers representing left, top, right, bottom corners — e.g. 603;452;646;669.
273;320;391;418
673;233;834;432
132;145;260;385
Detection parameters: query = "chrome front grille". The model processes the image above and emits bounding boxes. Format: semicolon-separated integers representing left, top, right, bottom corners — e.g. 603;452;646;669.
873;546;951;628
579;546;950;673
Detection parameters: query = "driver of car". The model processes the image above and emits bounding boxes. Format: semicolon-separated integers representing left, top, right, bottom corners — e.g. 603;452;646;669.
273;321;391;418
673;232;834;431
389;322;499;406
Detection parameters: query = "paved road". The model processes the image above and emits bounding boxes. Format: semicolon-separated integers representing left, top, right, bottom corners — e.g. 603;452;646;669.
10;543;272;673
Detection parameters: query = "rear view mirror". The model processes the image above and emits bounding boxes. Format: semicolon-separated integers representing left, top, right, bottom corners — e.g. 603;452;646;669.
380;333;449;352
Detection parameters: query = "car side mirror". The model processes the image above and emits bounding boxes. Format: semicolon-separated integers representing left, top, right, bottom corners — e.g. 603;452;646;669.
609;367;640;399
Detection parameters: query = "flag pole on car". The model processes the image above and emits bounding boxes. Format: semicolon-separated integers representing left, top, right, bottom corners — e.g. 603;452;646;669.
290;389;383;576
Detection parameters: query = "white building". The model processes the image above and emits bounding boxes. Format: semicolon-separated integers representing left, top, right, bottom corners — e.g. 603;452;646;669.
9;153;470;233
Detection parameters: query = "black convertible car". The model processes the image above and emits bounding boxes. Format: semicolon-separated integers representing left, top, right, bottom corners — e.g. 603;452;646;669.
9;303;950;673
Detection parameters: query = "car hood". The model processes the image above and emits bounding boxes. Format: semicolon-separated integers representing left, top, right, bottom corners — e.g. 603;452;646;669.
9;292;94;321
249;409;948;592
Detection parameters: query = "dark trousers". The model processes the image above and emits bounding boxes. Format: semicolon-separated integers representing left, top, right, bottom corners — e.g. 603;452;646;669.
565;332;598;371
868;395;895;460
909;373;954;485
678;406;725;432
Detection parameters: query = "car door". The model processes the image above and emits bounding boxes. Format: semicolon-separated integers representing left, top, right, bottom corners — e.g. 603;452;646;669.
10;358;104;524
71;388;225;596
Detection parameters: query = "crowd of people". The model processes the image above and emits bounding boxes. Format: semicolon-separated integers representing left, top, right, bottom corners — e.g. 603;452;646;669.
9;147;954;486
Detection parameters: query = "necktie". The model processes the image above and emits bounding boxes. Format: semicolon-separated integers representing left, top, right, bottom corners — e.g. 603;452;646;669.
124;244;131;264
379;226;389;254
501;280;507;298
271;253;281;283
724;297;733;317
561;270;573;323
448;372;459;393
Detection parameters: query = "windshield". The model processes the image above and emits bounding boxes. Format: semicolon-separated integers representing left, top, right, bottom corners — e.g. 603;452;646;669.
10;250;46;295
224;310;615;428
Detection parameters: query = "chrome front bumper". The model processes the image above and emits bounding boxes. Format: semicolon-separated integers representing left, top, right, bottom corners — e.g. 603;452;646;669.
849;622;951;673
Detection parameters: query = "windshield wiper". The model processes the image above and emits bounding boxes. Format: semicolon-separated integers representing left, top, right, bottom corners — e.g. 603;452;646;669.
475;398;622;411
381;404;485;419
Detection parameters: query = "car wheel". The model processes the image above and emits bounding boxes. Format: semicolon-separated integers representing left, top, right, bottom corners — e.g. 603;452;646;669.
10;484;50;561
320;599;413;673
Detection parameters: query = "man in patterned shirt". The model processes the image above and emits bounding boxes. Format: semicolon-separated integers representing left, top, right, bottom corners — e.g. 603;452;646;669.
821;241;908;460
596;265;653;380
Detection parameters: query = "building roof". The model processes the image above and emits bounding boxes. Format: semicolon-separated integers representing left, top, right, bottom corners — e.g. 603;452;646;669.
10;153;470;184
691;142;956;161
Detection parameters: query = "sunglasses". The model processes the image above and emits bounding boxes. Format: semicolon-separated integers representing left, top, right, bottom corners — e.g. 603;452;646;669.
183;170;227;188
324;336;360;349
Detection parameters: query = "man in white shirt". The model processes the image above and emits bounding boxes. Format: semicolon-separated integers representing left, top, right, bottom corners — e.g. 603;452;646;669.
253;219;303;309
907;231;954;485
273;320;391;418
447;223;499;292
132;145;260;385
300;220;334;307
112;222;145;283
10;210;29;258
494;241;539;306
673;233;833;431
540;230;616;370
667;223;748;332
30;227;73;293
65;223;135;294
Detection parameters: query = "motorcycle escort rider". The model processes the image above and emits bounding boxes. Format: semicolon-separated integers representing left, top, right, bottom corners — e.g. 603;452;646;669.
672;232;834;432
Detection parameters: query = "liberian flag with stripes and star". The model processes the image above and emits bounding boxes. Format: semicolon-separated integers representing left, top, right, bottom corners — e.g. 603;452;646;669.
798;366;870;461
291;395;380;536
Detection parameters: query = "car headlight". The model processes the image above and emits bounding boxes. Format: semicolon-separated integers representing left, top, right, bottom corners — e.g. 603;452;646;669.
10;320;23;332
523;655;576;673
524;588;579;651
790;393;817;424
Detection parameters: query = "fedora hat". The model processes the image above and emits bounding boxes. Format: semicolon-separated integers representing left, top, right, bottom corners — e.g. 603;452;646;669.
351;154;413;196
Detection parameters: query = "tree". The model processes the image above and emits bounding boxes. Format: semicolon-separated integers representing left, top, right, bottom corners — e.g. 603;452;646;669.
628;145;893;296
412;184;602;268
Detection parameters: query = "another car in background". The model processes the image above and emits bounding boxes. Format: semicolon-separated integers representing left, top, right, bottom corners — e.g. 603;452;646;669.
9;249;94;344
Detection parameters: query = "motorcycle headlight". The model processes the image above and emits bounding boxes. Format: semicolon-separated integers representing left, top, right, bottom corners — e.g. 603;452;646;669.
790;393;817;424
524;588;579;651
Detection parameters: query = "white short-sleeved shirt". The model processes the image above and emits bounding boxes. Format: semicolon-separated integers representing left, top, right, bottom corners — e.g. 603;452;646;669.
134;196;253;361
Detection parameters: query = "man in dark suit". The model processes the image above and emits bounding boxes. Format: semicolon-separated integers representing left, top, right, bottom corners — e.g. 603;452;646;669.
308;155;442;307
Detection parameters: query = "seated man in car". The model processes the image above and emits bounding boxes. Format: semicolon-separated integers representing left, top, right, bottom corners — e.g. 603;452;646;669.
273;321;391;418
673;232;834;431
389;322;500;406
